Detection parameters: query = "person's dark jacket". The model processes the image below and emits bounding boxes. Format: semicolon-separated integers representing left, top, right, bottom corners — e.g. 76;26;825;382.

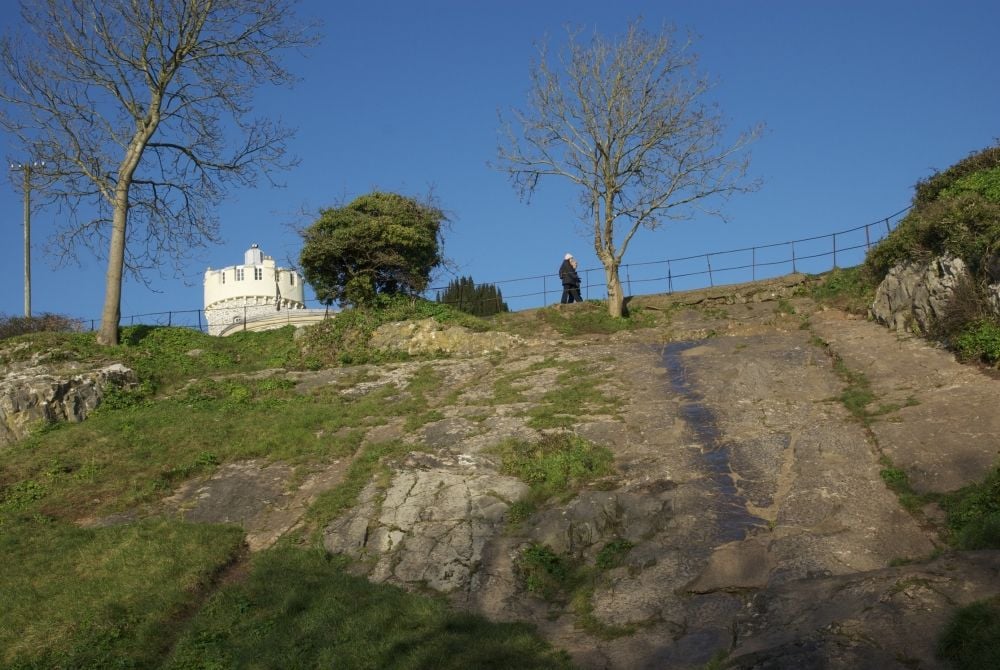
559;259;580;287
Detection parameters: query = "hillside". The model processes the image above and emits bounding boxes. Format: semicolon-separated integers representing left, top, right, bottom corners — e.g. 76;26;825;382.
2;276;1000;669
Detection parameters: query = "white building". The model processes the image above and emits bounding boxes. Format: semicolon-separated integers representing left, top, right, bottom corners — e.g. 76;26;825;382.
203;244;305;335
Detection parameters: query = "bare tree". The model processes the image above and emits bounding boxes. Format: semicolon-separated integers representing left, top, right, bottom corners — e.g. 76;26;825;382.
498;21;763;317
0;0;317;344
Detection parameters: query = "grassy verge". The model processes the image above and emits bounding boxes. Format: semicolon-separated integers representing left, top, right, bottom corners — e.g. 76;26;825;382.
0;518;244;668
165;546;572;670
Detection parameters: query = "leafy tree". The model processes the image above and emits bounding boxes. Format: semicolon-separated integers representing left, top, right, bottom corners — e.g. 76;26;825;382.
436;276;509;316
0;0;316;345
497;20;762;317
300;192;445;307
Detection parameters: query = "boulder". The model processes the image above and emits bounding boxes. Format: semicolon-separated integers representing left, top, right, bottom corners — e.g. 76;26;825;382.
870;254;969;333
0;362;137;447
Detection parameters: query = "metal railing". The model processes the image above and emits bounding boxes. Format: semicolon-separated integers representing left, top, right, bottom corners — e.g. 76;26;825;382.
82;207;909;331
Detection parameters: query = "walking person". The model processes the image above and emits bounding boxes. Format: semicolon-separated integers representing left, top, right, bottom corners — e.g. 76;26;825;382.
559;253;582;304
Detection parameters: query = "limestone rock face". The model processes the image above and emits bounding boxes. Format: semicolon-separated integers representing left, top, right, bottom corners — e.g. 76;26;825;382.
369;318;525;356
870;254;968;333
324;451;529;593
0;362;137;447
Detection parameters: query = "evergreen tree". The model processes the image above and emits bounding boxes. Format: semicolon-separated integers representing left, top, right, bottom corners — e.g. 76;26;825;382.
437;276;509;316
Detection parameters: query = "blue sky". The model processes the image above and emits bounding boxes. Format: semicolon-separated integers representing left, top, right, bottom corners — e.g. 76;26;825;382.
1;0;998;323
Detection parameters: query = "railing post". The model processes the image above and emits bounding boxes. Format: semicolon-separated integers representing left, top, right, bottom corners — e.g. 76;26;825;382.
168;311;172;327
791;242;797;273
198;309;203;333
752;247;757;281
626;265;632;297
667;261;673;294
832;233;837;269
706;254;714;287
585;269;590;300
865;225;871;251
884;218;891;236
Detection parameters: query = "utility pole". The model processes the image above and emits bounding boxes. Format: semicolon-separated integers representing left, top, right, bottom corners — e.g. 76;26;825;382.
9;160;43;318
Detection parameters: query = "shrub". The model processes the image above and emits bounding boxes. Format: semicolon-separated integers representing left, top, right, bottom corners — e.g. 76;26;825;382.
953;320;1000;366
0;313;81;341
865;144;1000;283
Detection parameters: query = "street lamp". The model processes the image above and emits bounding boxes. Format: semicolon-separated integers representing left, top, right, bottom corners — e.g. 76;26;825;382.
9;160;44;318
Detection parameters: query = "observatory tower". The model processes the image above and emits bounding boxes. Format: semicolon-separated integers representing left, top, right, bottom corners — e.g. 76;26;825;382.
203;244;305;335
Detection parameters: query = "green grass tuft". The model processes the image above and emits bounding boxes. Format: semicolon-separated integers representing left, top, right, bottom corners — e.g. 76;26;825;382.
937;598;1000;670
940;467;1000;549
494;433;614;503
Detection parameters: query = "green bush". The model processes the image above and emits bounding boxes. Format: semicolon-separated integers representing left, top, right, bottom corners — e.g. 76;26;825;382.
954;320;1000;365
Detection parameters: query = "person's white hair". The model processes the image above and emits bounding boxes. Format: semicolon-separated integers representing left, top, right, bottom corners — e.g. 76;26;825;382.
564;253;573;260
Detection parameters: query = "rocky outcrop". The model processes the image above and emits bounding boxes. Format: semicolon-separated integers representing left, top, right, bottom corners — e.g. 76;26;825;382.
870;254;968;333
324;451;529;593
0;362;136;447
369;318;526;356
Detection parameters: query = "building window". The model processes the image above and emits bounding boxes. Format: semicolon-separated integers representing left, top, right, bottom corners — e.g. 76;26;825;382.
235;268;245;281
220;272;226;284
290;273;295;286
254;267;263;280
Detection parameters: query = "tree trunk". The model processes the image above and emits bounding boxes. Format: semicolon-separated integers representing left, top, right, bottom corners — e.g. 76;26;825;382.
96;193;129;345
605;264;625;318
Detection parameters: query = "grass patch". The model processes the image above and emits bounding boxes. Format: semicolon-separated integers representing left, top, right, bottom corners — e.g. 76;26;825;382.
940;466;1000;549
514;539;639;639
807;266;877;314
878;456;930;514
527;361;621;429
494;433;614;504
832;356;876;423
954;319;1000;366
0;361;445;525
499;301;654;337
0;517;244;669
165;546;571;669
0;325;300;392
937;597;1000;670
